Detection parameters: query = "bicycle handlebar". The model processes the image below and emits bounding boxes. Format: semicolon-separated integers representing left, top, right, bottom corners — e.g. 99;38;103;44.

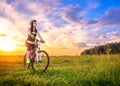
35;39;45;43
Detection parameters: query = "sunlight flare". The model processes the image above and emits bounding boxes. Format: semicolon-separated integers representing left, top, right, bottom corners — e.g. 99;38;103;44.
0;38;17;51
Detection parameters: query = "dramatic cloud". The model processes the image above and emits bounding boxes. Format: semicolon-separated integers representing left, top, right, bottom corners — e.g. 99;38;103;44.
61;5;85;24
99;8;120;26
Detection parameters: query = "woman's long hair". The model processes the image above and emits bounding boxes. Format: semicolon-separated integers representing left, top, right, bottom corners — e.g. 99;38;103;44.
30;20;37;32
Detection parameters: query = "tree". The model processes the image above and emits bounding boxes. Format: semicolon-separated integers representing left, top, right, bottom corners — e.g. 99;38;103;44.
81;42;120;55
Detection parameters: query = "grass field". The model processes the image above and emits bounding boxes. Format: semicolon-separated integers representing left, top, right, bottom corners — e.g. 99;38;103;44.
0;55;120;86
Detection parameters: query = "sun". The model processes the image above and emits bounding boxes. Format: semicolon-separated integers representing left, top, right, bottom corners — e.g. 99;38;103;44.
0;38;17;51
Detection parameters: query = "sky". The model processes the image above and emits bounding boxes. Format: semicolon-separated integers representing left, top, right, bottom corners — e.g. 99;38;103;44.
0;0;120;56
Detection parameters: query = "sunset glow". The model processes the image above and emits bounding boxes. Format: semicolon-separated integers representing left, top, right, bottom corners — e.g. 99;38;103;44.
0;38;17;51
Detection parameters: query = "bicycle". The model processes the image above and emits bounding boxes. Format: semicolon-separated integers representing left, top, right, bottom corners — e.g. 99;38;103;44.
23;39;50;72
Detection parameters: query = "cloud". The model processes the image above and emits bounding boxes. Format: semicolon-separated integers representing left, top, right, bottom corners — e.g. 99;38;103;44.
60;5;86;24
79;7;120;48
73;42;87;48
59;4;99;31
106;30;120;42
99;8;120;26
87;0;99;9
85;29;120;48
0;0;28;36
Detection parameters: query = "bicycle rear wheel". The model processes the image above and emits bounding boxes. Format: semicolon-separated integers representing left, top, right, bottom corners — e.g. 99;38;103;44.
33;50;50;72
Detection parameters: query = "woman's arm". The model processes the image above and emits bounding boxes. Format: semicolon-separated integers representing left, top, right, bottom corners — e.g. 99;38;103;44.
37;31;44;40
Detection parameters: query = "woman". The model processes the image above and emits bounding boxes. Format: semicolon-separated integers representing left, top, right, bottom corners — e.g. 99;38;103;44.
25;20;44;63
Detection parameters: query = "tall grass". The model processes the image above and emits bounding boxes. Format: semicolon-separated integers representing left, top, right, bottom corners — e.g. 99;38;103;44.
0;55;120;86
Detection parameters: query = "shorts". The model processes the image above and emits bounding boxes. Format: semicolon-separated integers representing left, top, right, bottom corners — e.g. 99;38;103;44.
25;41;35;51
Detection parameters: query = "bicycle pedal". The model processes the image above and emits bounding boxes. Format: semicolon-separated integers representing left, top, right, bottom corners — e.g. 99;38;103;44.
39;60;42;63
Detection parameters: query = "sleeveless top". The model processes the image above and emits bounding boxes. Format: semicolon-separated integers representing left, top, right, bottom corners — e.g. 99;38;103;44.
27;28;37;44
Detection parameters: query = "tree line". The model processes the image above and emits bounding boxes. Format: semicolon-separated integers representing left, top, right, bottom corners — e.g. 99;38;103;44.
81;42;120;55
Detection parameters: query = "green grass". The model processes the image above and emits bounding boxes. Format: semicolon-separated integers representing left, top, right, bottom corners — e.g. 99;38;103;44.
0;55;120;86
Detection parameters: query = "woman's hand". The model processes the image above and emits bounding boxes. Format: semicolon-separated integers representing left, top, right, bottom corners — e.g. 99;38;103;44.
40;40;45;43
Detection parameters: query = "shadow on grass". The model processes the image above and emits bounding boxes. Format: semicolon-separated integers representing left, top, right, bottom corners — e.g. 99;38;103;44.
0;79;31;86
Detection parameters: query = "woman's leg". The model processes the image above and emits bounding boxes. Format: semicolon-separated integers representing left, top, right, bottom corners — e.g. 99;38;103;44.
26;50;30;63
30;45;35;62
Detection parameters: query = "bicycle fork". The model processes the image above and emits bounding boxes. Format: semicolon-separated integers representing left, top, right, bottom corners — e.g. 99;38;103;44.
36;49;42;62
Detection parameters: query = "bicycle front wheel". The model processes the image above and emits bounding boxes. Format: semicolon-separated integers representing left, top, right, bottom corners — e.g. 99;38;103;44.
33;50;50;72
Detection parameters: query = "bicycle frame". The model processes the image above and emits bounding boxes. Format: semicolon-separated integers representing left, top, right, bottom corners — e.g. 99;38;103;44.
35;40;42;62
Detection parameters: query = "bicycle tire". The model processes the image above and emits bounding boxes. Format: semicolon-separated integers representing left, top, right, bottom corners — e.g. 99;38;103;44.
33;50;50;72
